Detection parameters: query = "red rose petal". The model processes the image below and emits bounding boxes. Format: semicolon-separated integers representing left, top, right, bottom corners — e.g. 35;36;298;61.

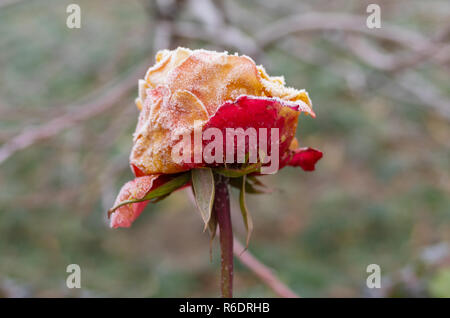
285;147;323;171
110;174;168;228
202;95;313;168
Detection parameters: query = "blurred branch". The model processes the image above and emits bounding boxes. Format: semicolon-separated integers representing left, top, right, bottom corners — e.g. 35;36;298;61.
144;0;181;50
329;35;450;120
0;0;22;9
257;12;450;71
256;12;430;50
343;33;450;73
281;38;450;121
174;22;260;57
0;0;182;166
233;237;300;298
259;11;450;120
394;72;450;120
0;59;150;165
175;0;261;58
188;0;225;28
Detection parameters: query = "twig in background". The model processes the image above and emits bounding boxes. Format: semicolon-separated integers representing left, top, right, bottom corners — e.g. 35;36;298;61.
234;237;300;298
259;11;450;122
256;11;450;70
256;12;431;50
330;35;450;120
343;34;450;73
0;0;23;10
175;0;261;58
0;0;181;166
174;22;261;58
0;58;151;165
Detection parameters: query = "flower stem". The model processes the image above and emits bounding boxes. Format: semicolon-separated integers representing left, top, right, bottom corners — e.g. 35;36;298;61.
214;174;233;298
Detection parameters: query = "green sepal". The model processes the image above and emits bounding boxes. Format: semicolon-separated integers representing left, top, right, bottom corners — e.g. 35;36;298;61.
214;162;261;178
108;172;190;217
239;175;254;249
191;168;215;231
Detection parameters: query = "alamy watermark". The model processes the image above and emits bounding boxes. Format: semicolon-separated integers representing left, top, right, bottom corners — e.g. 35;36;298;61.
366;264;381;288
170;122;280;174
366;4;381;29
66;4;81;29
66;264;81;289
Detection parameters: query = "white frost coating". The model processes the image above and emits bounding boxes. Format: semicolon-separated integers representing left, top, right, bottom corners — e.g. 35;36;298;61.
137;79;148;106
140;47;312;110
144;49;172;83
131;47;314;174
241;94;310;110
218;94;315;117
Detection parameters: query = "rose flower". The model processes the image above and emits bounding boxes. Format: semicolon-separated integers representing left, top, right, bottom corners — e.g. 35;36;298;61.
109;47;322;228
108;47;322;297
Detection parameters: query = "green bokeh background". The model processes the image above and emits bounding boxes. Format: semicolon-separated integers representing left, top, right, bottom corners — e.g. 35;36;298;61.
0;0;449;297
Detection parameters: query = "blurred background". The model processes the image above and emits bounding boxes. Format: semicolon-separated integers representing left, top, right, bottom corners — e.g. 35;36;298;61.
0;0;449;297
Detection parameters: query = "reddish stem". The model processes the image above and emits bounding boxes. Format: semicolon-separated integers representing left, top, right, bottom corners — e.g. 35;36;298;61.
214;174;233;298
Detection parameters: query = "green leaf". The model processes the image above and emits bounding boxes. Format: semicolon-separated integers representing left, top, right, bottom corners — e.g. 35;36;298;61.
239;175;253;249
192;168;215;231
108;172;190;216
143;173;190;200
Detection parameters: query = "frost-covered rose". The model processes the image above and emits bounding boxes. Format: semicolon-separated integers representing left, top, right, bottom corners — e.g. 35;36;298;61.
109;48;322;228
